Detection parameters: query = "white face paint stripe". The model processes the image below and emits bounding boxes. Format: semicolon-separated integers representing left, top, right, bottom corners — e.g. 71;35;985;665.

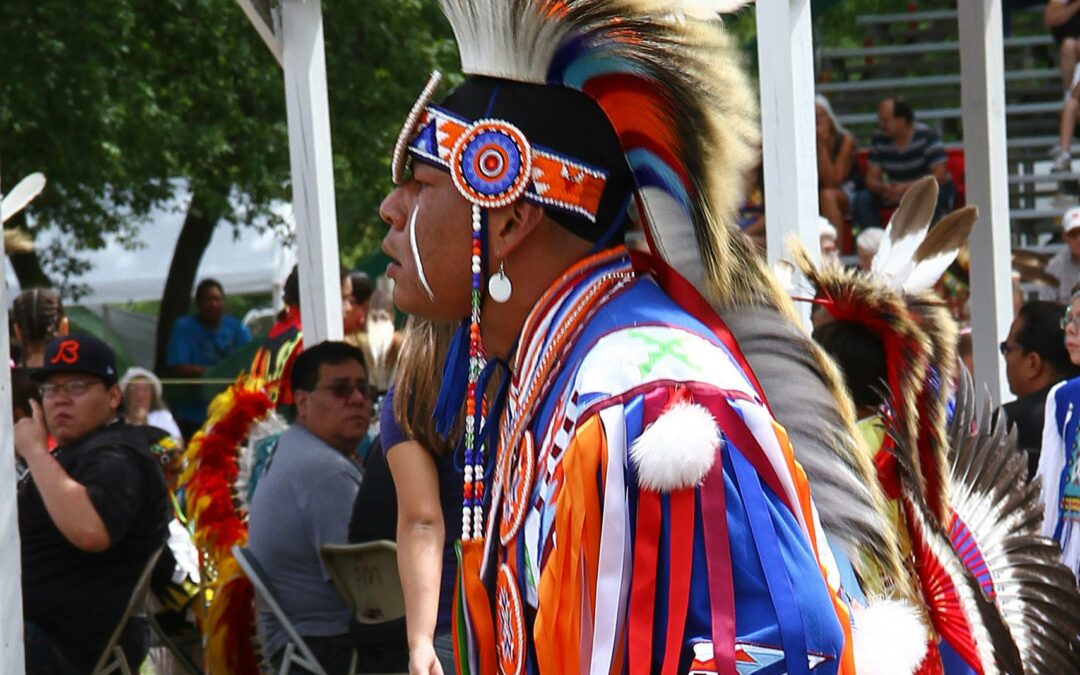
408;203;437;301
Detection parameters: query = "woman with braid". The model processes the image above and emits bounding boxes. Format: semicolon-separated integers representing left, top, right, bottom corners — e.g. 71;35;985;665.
12;288;67;368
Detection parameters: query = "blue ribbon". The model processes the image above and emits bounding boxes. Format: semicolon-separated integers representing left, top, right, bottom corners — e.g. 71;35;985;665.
729;447;810;675
434;320;472;439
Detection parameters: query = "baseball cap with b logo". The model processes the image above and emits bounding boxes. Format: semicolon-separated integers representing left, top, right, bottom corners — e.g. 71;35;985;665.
33;334;119;386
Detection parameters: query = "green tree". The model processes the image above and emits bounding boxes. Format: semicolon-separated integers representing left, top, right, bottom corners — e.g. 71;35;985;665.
0;0;456;368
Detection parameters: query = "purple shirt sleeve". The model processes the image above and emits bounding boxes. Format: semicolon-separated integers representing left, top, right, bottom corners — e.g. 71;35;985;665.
380;385;408;451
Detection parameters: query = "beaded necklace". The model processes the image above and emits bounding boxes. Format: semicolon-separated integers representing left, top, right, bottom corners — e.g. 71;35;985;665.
480;249;635;557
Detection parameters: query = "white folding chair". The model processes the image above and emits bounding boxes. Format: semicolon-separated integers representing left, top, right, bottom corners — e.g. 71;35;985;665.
320;542;405;625
90;547;164;675
232;545;329;675
321;542;407;675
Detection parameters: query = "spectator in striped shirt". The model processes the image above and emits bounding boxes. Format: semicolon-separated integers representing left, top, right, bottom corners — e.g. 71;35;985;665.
852;96;954;231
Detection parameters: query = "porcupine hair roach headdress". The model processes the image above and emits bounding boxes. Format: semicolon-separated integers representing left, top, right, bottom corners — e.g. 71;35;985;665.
391;0;902;586
796;176;1080;672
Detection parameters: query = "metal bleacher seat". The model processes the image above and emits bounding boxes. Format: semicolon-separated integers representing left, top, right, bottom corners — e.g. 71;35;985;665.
820;0;1073;239
90;547;164;675
232;545;329;675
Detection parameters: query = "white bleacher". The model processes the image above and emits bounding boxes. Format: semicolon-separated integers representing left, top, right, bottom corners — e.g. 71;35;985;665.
821;0;1071;238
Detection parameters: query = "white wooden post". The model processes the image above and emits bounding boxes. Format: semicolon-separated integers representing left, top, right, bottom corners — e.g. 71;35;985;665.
959;0;1012;405
281;0;343;343
756;0;821;270
0;213;26;674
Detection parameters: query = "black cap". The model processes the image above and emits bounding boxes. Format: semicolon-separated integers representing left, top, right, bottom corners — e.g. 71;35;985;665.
33;334;119;386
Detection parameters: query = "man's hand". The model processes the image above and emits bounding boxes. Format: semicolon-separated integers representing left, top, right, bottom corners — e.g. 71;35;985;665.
14;399;49;462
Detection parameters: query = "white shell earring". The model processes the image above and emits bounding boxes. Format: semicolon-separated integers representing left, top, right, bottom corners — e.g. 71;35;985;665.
488;260;512;303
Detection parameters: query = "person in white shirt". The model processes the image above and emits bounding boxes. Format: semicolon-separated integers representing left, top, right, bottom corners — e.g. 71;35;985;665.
119;367;183;445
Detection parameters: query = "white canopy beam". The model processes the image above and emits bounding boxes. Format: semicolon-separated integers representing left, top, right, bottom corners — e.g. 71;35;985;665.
959;0;1012;405
756;0;821;271
235;0;282;67
0;210;27;674
238;0;343;344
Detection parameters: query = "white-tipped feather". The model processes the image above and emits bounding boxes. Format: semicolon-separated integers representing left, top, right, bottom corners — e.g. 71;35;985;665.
899;251;957;294
851;599;929;675
871;177;938;284
630;402;720;492
439;1;571;82
2;172;46;224
899;206;978;293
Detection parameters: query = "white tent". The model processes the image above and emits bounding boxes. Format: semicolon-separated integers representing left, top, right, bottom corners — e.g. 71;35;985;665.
34;189;296;307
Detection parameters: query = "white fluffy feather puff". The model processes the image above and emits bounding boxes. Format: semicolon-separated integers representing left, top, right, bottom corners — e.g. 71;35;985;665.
851;599;929;675
630;402;721;492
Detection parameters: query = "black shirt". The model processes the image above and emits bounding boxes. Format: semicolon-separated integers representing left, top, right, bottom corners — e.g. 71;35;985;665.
1001;384;1056;480
19;421;170;670
348;437;396;543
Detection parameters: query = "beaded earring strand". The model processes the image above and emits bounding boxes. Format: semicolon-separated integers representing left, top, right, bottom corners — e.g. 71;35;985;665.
462;203;487;541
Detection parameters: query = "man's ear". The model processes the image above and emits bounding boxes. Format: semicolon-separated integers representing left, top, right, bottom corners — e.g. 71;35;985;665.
1026;352;1043;377
108;384;123;413
489;200;547;259
58;317;70;337
294;390;309;421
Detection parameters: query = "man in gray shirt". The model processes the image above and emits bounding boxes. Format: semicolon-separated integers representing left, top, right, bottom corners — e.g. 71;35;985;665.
1042;206;1080;303
248;341;374;674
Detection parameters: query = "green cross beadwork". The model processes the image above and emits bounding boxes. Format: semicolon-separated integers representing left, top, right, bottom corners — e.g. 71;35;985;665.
627;330;698;377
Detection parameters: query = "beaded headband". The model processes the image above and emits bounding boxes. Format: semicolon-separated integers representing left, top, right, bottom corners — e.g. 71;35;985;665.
392;75;609;223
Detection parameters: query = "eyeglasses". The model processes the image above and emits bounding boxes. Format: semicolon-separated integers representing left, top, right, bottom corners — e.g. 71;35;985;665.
40;380;104;399
1062;313;1080;331
998;341;1023;357
314;380;375;401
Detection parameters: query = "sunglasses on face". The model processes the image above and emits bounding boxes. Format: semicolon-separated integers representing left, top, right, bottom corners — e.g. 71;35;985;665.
998;341;1022;357
314;380;375;401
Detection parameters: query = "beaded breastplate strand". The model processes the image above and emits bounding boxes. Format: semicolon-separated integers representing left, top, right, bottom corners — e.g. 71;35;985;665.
467;247;635;551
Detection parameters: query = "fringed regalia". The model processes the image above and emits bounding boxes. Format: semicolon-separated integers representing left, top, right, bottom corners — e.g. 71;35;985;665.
388;1;923;673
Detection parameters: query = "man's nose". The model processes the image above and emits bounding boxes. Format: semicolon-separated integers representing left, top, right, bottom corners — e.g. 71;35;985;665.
379;187;408;231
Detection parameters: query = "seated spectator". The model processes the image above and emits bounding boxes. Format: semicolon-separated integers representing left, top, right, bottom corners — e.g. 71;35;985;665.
815;95;857;236
248;341;373;675
166;278;252;437
1052;70;1080;171
855;227;885;271
853;96;954;230
12;287;67;368
819;218;840;262
1040;207;1080;303
15;334;169;673
736;161;766;250
1000;301;1079;477
1047;0;1080;169
343;271;375;339
120;367;183;445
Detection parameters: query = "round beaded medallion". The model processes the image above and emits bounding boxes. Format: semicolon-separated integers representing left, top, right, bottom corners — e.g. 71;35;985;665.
499;429;535;545
496;563;525;675
450;120;533;209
